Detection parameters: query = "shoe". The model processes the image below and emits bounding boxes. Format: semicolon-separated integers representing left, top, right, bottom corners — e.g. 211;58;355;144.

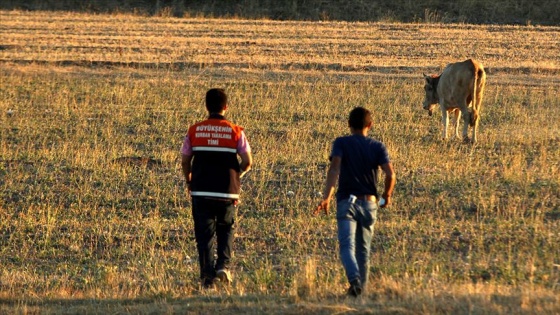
347;279;362;297
202;277;215;289
215;269;232;284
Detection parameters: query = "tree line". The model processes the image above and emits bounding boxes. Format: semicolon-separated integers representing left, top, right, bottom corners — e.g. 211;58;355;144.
2;0;559;25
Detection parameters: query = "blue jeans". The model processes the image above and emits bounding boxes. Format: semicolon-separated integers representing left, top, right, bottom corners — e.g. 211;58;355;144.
336;198;378;286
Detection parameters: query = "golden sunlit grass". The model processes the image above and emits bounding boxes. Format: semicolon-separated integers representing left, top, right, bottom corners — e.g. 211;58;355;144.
0;10;558;314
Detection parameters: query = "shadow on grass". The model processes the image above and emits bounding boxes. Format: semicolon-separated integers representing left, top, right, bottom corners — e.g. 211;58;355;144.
4;58;560;78
0;294;378;315
1;290;558;315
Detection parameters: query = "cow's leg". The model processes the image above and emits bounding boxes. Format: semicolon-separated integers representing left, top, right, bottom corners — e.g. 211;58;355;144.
453;109;461;138
472;78;484;143
472;111;479;143
441;108;449;140
461;107;470;142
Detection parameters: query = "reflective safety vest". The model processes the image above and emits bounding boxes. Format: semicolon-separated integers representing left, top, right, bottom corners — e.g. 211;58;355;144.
187;114;244;199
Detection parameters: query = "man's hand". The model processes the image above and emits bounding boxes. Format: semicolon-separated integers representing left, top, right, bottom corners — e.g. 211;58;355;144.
380;195;391;208
239;151;252;177
380;162;395;209
314;199;330;215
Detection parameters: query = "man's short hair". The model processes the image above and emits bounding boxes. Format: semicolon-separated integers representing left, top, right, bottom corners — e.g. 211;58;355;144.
348;107;372;130
206;88;228;113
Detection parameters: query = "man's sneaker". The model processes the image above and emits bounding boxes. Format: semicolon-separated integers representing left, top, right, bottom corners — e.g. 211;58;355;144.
215;269;232;284
202;277;215;290
347;279;363;297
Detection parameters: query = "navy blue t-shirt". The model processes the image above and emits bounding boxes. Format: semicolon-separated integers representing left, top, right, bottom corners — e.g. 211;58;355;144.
330;134;390;201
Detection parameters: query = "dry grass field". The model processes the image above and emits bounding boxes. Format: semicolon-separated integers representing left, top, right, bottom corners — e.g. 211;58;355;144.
0;10;559;314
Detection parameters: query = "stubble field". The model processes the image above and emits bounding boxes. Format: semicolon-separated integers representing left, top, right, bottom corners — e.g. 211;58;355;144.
0;10;559;314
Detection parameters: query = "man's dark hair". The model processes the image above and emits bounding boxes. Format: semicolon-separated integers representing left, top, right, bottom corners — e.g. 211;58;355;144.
206;88;228;113
348;107;372;130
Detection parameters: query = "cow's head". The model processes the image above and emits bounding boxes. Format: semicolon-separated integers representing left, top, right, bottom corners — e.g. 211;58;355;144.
423;74;440;116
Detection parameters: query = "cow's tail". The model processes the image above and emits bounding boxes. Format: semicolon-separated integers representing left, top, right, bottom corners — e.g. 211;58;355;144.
469;63;485;127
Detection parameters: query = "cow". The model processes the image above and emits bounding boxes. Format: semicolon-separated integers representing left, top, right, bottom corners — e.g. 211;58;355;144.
423;59;487;143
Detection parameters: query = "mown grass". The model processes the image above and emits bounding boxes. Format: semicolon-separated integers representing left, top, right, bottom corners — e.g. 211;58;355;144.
0;10;559;314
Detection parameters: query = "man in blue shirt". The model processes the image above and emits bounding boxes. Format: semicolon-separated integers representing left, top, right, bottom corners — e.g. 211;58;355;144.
315;107;396;297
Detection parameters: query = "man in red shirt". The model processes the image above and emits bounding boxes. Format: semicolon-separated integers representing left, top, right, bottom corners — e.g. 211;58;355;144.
181;88;253;289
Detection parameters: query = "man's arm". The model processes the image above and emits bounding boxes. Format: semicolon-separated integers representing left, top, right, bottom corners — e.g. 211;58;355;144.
380;162;396;208
314;156;341;215
181;154;193;189
239;151;253;178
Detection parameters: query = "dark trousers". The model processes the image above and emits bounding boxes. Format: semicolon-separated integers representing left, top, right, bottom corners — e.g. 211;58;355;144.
191;196;236;281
